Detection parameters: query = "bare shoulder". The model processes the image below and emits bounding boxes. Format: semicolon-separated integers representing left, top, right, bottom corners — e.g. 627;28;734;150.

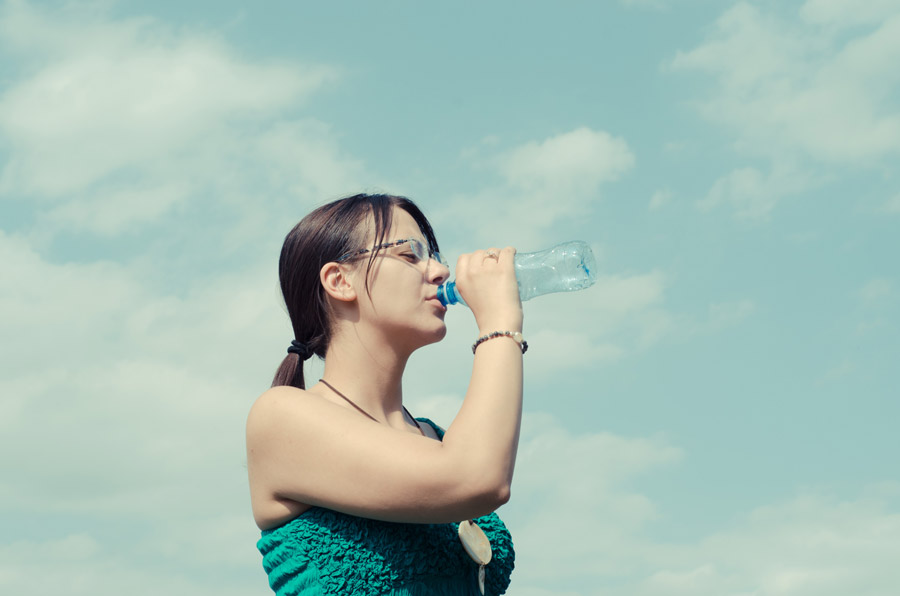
246;385;330;440
249;384;305;415
246;386;321;528
248;386;300;430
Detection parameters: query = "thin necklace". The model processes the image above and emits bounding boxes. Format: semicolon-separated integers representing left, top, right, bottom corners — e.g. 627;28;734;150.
318;378;424;436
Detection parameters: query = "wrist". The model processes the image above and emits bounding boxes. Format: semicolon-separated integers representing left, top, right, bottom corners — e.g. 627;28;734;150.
477;325;523;337
472;330;528;354
475;315;523;336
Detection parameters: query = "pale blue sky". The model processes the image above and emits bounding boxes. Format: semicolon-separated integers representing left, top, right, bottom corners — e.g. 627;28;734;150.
1;1;898;595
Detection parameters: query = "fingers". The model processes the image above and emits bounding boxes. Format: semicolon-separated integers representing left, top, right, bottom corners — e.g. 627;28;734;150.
452;246;522;331
455;246;516;272
481;248;499;265
479;246;515;264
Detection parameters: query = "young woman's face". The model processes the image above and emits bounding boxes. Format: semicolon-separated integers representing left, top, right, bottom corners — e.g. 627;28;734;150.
350;207;451;351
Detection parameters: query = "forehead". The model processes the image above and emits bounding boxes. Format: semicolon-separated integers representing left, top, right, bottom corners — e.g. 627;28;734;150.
358;206;423;243
387;207;424;239
359;206;427;247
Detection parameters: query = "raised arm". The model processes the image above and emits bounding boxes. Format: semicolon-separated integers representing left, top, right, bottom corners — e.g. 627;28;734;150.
247;247;523;528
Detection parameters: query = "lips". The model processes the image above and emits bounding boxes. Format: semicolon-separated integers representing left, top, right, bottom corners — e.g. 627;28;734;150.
426;296;447;311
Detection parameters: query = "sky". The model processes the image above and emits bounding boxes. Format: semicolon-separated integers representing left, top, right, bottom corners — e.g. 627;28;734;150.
1;0;898;595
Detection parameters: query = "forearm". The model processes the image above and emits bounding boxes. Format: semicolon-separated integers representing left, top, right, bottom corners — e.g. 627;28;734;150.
442;334;524;495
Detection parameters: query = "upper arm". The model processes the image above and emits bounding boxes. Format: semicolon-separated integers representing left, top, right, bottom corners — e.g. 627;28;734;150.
246;387;505;524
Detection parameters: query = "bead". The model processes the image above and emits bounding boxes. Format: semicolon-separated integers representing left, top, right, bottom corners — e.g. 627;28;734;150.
472;330;528;354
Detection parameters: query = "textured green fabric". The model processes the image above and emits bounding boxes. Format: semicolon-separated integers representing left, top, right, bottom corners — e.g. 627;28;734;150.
257;418;515;596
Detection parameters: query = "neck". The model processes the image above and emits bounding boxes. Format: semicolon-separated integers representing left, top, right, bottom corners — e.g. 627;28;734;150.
317;323;412;423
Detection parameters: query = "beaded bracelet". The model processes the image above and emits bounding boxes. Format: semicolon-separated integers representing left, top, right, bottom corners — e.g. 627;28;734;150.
472;330;528;354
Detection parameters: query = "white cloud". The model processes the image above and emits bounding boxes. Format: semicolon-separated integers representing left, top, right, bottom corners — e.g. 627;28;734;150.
800;0;900;28
698;163;812;220
671;2;900;220
0;1;363;244
507;416;900;596
527;328;625;372
852;278;895;336
493;269;674;382
576;270;671;344
706;299;756;330
820;358;856;382
498;127;634;193
1;148;296;594
0;227;286;515
40;182;192;235
649;189;671;210
591;271;666;313
858;277;894;307
0;231;142;368
247;119;367;201
504;412;683;587
635;492;900;596
882;194;900;213
700;167;776;219
513;274;756;381
0;1;334;198
0;529;269;596
440;128;635;245
671;2;900;165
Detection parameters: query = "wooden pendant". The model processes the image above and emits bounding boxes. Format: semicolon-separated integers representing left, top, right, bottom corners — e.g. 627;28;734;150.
458;520;492;594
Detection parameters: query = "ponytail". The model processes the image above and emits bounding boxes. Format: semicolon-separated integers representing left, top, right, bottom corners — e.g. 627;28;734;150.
272;353;304;389
271;338;321;389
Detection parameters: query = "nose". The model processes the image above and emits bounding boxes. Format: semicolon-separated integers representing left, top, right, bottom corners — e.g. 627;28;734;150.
426;258;450;286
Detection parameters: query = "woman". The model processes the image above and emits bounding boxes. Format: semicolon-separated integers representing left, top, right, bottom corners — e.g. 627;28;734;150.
247;193;525;595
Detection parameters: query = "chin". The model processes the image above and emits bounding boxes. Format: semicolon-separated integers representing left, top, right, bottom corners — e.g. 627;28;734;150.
420;321;448;346
392;317;447;352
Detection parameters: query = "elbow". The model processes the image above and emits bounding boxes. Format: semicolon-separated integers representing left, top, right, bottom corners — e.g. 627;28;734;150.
494;482;511;507
469;478;511;516
444;450;514;516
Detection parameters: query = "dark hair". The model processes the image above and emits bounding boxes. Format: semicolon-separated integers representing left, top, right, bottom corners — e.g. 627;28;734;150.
271;193;440;389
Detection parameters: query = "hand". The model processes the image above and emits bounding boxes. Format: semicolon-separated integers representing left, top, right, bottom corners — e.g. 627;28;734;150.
454;247;523;333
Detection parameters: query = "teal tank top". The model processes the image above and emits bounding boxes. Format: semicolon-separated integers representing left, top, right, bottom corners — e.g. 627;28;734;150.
256;418;515;596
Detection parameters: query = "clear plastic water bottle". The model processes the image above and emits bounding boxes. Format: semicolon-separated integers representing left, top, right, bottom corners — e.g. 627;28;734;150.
436;241;597;306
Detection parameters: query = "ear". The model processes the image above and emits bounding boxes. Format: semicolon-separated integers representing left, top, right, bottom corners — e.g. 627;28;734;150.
320;261;358;303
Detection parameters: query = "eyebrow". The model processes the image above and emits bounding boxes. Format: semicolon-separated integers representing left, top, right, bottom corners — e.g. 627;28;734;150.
382;237;425;247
